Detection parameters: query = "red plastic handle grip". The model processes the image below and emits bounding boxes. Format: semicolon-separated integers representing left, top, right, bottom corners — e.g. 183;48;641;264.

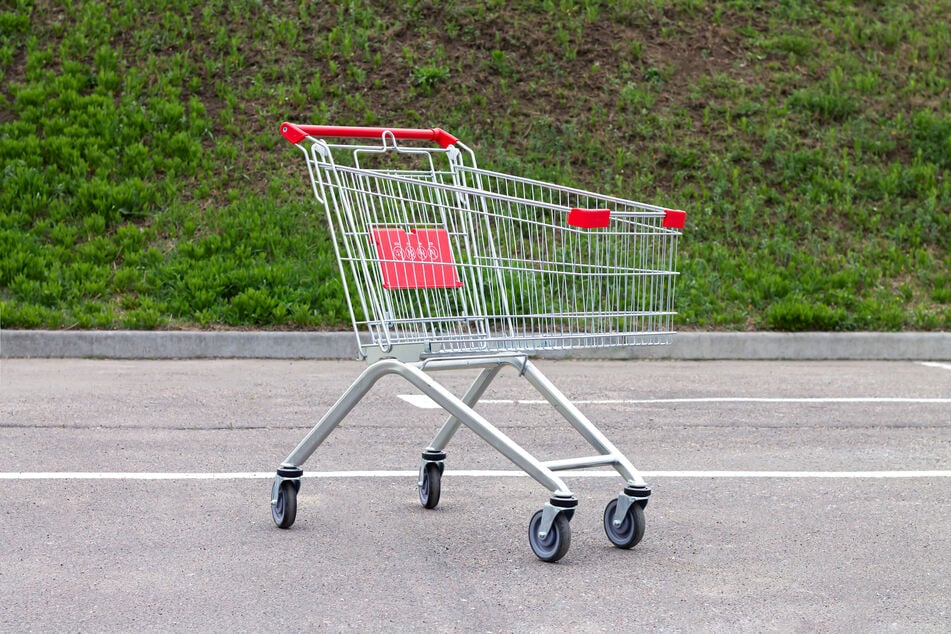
280;122;459;148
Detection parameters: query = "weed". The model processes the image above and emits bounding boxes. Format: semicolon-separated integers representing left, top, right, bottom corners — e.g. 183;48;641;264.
411;64;450;94
0;0;947;331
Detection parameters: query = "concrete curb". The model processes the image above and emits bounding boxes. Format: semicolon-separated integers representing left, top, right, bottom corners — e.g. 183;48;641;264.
1;330;948;360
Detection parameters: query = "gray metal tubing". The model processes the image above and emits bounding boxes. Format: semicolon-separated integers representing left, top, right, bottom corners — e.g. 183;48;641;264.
426;365;503;452
281;359;396;468
542;455;619;471
417;353;524;452
282;358;573;497
518;359;647;487
416;353;528;373
418;353;646;486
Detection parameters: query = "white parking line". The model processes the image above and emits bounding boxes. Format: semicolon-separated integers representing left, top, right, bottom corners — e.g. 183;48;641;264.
0;472;275;480
397;394;444;409
398;394;951;407
2;470;949;480
484;397;951;405
920;361;951;371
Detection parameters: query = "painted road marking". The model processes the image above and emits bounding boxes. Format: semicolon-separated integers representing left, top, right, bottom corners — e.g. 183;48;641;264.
397;393;444;409
920;361;951;371
2;470;950;480
399;395;951;407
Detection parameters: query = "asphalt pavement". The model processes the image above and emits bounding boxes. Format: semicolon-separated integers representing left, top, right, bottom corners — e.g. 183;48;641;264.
1;358;949;632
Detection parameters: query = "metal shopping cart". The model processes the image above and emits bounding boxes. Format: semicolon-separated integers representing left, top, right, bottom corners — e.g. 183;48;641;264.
270;122;686;562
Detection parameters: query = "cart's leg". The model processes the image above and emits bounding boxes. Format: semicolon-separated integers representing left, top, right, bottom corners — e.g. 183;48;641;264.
279;361;399;469
400;361;579;560
518;358;650;491
426;364;504;452
272;358;407;528
515;358;652;550
398;363;573;498
417;364;505;509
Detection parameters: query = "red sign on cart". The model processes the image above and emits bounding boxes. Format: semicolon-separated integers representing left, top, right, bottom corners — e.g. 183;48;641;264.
371;228;463;290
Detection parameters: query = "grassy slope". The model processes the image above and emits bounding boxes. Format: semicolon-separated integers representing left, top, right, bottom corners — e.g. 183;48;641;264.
0;0;949;330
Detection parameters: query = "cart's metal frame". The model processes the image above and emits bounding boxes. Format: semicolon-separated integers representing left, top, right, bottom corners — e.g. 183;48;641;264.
271;123;684;562
271;353;651;540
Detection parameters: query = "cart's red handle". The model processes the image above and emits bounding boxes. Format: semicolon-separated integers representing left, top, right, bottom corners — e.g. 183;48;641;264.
280;122;459;148
567;208;687;229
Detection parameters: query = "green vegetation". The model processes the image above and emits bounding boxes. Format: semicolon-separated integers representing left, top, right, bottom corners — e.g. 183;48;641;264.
1;0;949;331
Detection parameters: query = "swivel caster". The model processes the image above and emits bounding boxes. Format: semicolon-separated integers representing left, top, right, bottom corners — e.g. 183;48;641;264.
417;450;445;510
603;486;649;549
271;468;302;529
528;496;577;562
528;510;571;562
418;462;442;509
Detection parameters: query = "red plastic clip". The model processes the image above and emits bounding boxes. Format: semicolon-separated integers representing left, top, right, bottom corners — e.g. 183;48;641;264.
567;208;612;229
662;209;687;229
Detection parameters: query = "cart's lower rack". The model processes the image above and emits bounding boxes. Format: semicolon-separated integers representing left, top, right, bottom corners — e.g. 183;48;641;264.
362;333;676;361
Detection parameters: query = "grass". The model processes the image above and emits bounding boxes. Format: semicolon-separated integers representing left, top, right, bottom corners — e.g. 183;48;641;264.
0;0;949;331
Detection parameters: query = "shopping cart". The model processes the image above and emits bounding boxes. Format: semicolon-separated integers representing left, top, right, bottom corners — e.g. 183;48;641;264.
271;122;686;562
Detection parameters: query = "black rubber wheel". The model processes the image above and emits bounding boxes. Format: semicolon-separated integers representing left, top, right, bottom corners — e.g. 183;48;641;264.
603;498;645;549
272;480;297;529
528;510;571;562
418;462;441;509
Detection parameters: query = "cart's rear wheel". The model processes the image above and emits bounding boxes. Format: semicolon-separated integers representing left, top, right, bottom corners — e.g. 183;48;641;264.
272;480;297;529
418;462;441;509
528;510;571;562
603;498;645;549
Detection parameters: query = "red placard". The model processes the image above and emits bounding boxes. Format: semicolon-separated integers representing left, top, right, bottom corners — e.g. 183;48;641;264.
371;228;463;290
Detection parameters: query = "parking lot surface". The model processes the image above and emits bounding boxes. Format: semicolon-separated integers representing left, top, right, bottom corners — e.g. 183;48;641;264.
2;359;949;631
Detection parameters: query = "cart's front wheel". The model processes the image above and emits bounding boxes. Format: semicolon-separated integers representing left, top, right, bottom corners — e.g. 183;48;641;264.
272;480;298;529
528;510;571;562
418;462;441;509
603;498;645;549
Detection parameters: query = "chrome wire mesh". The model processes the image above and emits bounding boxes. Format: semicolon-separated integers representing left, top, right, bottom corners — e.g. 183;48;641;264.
299;138;683;358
